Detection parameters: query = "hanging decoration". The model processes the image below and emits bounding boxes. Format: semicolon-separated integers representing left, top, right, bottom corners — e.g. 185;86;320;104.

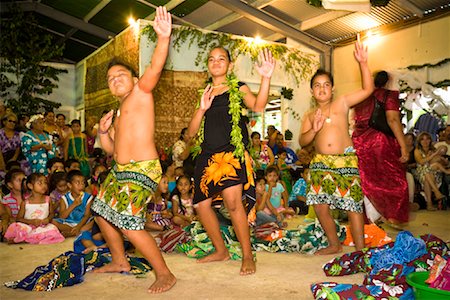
142;26;318;86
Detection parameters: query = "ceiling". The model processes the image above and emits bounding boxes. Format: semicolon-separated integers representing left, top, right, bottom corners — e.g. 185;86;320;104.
1;0;449;64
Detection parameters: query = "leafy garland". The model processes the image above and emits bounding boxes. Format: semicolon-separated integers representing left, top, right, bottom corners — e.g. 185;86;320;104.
406;58;450;71
142;25;318;86
191;73;246;161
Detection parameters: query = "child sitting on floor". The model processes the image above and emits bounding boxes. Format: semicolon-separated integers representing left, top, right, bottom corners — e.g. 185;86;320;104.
4;173;64;244
265;165;295;218
289;168;309;215
2;169;26;221
255;176;287;228
52;170;93;237
48;172;68;217
145;174;173;231
85;164;107;197
171;175;196;227
73;219;107;254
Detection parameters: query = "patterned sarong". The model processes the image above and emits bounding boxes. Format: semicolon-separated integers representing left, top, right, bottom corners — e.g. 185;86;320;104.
307;152;363;212
193;151;256;212
91;159;161;230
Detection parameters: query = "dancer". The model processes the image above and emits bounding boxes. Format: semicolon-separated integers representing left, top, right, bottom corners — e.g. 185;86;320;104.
90;6;176;293
187;46;275;275
299;36;373;254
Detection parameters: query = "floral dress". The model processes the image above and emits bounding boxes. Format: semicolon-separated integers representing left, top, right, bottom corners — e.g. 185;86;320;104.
0;129;30;174
249;144;271;171
416;149;442;188
21;130;56;175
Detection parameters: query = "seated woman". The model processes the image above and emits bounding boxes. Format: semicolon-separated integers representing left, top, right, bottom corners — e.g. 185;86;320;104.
249;131;274;178
414;132;449;210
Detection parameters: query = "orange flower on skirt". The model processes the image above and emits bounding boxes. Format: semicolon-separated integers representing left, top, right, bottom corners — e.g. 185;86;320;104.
200;152;241;197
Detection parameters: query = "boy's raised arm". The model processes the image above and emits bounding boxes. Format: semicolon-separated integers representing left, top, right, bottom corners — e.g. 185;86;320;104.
138;6;172;93
343;35;374;108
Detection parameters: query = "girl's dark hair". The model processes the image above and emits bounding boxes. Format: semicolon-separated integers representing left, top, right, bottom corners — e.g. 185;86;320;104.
374;71;389;88
161;158;174;175
49;172;67;193
169;175;192;214
251;131;261;139
56;113;66;119
5;169;25;185
265;165;280;176
46;157;64;170
22;173;46;199
179;127;188;140
70;119;81;126
209;46;231;61
97;170;110;185
107;59;138;78
310;69;334;88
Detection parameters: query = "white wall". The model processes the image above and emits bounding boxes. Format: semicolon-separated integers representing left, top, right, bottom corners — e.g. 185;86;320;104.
332;16;450;96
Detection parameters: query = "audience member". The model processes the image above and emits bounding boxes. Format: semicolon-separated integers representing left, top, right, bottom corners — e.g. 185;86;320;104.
145;174;172;231
172;127;193;168
249;131;274;178
171;175;195;227
64;119;90;177
21;114;57;175
73;219;107;254
0;113;30;174
288;168;309;215
1;169;26;220
52;170;93;237
48;172;68;217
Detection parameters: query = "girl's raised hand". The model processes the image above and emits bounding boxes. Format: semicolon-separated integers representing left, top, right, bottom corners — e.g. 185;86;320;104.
153;6;172;39
200;85;215;112
353;34;368;64
255;48;275;79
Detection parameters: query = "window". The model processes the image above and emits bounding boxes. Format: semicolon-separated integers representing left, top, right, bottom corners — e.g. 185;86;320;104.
248;94;282;139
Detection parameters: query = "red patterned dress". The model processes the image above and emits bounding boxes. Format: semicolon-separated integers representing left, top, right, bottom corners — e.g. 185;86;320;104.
352;88;409;223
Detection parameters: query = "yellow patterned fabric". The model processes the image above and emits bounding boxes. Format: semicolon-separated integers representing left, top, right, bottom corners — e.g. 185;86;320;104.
92;159;162;230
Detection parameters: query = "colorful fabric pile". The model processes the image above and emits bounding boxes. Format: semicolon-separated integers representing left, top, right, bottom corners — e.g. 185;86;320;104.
5;249;152;291
175;220;346;259
311;232;450;299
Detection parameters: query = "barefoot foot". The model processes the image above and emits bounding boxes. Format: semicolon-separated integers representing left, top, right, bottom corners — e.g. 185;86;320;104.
315;245;342;255
197;251;230;263
240;257;256;275
93;262;131;273
148;272;176;294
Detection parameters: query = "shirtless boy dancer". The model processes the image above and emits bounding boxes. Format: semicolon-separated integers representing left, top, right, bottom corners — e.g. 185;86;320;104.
91;7;176;293
299;36;374;255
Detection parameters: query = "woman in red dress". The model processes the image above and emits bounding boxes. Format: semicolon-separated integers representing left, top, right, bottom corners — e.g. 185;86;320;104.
352;71;409;225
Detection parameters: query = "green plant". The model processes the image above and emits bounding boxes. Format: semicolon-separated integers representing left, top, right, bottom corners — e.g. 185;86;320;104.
142;26;318;86
0;4;66;114
281;87;294;100
284;129;293;140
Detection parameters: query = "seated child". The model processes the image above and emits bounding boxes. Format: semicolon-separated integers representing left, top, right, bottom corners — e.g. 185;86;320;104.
73;219;107;254
2;169;26;220
52;170;93;237
288;168;309;215
264;165;295;218
65;158;81;173
48;172;68;217
85;164;107;197
171;175;195;227
4;173;64;244
46;157;65;175
145;174;173;231
255;176;286;228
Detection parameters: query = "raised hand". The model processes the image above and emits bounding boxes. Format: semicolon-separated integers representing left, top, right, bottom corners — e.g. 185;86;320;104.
200;85;215;112
153;6;172;39
99;110;114;133
353;34;368;64
255;48;275;79
312;109;325;133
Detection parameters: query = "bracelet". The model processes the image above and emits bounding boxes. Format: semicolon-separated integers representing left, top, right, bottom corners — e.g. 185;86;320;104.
98;128;109;135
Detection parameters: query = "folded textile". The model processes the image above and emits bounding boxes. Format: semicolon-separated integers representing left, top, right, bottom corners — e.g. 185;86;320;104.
4;249;152;291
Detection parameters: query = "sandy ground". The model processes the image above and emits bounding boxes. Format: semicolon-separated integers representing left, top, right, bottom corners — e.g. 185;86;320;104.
1;211;449;300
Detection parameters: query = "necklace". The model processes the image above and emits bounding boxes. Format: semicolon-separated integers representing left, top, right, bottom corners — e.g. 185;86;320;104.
212;83;225;88
325;104;332;123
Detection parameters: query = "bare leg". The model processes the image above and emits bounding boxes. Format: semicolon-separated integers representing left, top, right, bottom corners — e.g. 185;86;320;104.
347;211;365;251
195;198;230;263
145;221;164;231
424;173;444;199
51;221;77;237
124;229;176;293
314;204;342;255
222;185;255;275
93;216;131;273
423;181;435;210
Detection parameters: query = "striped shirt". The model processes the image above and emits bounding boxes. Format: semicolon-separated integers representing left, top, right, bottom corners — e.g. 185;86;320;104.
1;193;21;218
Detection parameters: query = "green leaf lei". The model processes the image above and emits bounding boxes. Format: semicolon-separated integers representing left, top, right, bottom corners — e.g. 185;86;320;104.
192;73;246;161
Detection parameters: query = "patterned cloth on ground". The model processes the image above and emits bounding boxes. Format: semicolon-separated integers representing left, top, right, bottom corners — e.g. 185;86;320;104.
91;159;161;230
311;232;450;299
4;249;152;291
175;219;346;259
